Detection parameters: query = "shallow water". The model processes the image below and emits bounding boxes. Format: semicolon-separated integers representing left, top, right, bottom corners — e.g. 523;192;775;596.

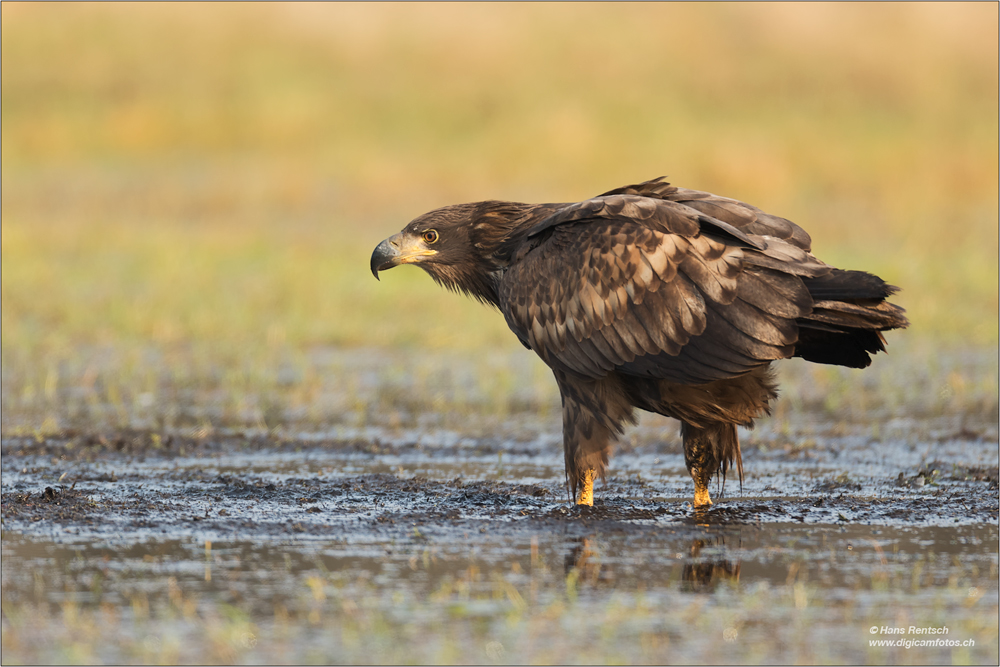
2;521;997;664
2;344;998;663
2;425;998;664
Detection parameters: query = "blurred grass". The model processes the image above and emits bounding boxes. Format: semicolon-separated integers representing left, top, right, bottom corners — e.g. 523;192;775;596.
2;3;998;434
2;529;998;665
4;575;997;665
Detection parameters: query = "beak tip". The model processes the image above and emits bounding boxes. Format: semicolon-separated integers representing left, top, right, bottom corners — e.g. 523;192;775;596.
371;235;404;280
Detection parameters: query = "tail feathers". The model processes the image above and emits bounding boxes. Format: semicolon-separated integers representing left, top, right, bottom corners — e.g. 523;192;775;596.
795;269;909;368
802;299;909;331
802;269;898;300
794;327;888;368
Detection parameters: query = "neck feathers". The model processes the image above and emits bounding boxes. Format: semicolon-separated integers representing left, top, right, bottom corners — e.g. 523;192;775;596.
426;200;543;307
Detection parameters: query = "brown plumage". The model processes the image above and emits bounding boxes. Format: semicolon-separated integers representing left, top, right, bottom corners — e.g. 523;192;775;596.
370;178;909;507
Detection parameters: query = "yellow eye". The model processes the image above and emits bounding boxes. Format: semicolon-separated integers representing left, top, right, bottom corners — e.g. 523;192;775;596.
422;229;439;244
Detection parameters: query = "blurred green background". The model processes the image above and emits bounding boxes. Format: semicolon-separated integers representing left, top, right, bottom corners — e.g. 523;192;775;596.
2;2;997;435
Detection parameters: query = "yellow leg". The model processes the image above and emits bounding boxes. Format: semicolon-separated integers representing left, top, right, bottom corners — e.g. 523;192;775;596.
576;468;596;506
693;477;713;508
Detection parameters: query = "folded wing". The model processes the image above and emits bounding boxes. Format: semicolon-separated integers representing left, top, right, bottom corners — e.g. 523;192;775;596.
499;191;818;385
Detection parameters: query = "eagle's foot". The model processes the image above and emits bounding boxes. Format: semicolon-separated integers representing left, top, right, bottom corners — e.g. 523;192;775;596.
576;468;596;506
684;422;734;509
693;482;713;508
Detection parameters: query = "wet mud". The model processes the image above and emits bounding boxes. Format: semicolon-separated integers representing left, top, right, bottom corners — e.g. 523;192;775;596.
3;426;997;538
3;424;998;663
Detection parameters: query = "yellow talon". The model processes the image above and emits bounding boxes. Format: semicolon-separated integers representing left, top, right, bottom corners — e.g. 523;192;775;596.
576;468;596;506
693;483;713;508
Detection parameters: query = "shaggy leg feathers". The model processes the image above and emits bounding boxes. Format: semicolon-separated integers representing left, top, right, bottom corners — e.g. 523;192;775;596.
682;422;742;508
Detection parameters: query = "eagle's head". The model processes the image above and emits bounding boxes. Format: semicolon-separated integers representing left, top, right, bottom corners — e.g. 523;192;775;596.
370;203;480;280
370;200;540;305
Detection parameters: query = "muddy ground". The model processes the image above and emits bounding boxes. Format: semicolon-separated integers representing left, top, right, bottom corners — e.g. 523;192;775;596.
2;417;998;664
2;426;999;534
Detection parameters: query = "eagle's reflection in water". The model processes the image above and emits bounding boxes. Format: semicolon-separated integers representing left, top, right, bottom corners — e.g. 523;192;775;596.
562;535;741;592
563;537;603;585
681;537;741;592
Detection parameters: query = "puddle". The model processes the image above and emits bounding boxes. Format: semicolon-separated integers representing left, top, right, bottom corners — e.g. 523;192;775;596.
3;522;997;664
2;431;998;664
2;344;997;662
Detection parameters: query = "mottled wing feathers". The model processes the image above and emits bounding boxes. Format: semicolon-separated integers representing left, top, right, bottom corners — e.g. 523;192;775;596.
602;177;813;251
500;195;815;385
526;194;764;251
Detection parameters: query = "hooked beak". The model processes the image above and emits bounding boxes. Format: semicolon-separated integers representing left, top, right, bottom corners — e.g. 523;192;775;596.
370;232;437;280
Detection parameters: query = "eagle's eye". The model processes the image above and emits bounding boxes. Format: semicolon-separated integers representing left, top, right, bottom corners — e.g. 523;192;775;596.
422;229;439;244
